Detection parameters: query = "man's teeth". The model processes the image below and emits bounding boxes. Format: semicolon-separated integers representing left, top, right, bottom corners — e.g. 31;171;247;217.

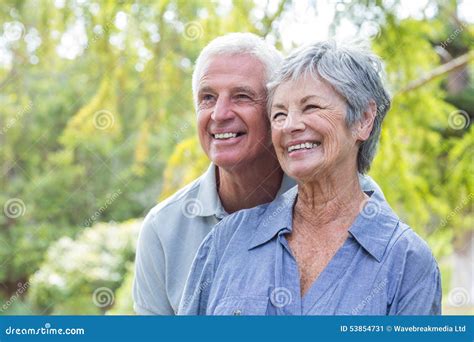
214;132;238;139
288;142;320;152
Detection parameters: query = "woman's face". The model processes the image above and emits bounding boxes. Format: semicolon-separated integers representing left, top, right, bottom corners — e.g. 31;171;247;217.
270;74;360;182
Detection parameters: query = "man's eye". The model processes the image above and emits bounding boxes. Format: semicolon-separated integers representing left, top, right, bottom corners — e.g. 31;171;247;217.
202;94;215;102
198;94;216;110
234;94;251;101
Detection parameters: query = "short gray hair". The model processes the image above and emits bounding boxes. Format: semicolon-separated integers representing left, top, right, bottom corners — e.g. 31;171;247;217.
192;32;283;106
267;40;391;174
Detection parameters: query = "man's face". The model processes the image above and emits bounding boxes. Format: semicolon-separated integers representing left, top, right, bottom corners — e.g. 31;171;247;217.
196;54;273;170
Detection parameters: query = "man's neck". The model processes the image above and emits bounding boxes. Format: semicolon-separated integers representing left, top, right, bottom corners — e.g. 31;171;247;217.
216;158;284;214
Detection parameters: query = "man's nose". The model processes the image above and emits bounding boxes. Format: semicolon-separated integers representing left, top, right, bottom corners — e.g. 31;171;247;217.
282;111;305;133
211;96;234;121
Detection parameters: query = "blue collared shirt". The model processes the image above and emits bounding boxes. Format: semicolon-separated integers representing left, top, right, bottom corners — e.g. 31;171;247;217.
178;186;442;315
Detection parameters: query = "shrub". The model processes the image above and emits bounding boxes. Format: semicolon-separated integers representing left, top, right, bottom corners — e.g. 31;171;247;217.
27;220;140;314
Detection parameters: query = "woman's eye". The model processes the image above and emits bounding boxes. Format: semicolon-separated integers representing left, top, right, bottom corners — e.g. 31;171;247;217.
303;104;320;112
272;112;287;121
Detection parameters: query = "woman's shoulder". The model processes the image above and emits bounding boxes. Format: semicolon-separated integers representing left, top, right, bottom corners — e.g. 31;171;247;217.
211;202;271;247
364;195;437;266
387;220;437;266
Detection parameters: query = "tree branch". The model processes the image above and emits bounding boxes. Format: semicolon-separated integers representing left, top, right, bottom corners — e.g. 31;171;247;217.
397;50;474;95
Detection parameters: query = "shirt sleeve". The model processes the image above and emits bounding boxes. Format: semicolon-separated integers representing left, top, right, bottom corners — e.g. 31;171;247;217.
388;234;442;315
178;231;217;315
132;213;175;315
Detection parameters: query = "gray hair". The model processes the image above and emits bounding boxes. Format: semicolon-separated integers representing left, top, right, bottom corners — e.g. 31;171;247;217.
192;32;283;106
267;40;391;174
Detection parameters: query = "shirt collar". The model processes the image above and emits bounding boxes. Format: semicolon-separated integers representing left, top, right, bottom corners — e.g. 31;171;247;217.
348;195;399;262
195;163;227;218
248;186;399;263
276;174;297;196
196;164;297;219
248;186;298;250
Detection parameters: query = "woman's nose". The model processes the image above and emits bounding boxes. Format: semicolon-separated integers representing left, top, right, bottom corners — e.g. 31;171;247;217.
282;111;305;134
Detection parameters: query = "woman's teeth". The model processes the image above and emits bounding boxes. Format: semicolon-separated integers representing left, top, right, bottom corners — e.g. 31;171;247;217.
287;142;320;152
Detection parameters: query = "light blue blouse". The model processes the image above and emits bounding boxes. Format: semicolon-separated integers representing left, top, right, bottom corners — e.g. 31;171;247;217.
178;186;441;315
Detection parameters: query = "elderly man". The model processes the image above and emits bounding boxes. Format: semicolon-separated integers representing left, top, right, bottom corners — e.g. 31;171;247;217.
132;33;383;315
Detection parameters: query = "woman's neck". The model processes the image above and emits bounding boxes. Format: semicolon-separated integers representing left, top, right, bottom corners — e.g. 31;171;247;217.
294;170;367;231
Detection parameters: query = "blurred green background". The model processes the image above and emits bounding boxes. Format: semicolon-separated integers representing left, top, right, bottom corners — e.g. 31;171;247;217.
0;0;472;315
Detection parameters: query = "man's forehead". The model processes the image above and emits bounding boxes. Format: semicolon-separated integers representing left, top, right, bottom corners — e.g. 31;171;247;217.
200;54;264;78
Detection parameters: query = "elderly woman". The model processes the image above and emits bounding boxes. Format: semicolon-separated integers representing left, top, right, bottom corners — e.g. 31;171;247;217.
178;41;441;315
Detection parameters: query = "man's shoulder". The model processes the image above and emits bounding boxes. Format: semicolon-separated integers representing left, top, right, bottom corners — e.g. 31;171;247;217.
141;176;204;235
151;178;201;216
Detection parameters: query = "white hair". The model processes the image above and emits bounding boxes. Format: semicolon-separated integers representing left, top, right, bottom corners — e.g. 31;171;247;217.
192;32;283;106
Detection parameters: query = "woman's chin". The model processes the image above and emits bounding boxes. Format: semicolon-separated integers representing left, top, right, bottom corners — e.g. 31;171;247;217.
285;164;323;182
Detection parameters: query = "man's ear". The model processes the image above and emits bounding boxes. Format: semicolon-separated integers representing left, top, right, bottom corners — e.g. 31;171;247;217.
355;100;377;142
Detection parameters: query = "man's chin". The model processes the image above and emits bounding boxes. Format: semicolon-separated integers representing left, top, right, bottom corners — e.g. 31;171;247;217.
211;154;247;171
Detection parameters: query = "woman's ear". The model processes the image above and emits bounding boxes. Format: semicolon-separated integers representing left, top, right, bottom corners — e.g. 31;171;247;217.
355;100;377;142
